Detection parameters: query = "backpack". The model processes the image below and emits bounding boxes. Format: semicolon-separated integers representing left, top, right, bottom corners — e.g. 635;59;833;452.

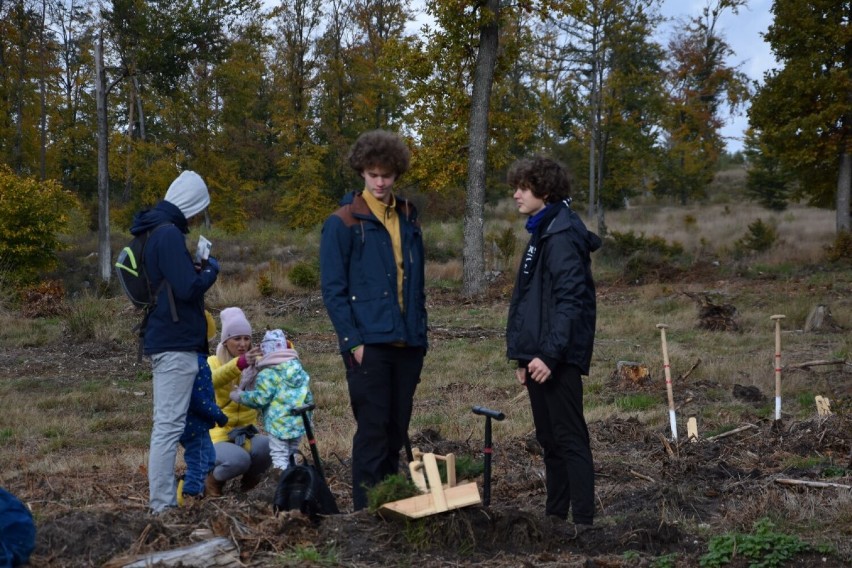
272;451;339;520
114;223;178;359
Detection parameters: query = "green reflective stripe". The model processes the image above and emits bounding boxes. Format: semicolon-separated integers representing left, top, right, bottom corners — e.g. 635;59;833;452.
115;263;140;277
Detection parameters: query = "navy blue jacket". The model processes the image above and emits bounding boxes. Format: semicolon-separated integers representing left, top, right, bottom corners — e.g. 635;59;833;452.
181;356;228;445
129;201;218;355
320;191;427;354
506;201;601;375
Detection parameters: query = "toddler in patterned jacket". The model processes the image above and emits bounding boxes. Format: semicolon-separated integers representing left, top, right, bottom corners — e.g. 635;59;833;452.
230;329;313;471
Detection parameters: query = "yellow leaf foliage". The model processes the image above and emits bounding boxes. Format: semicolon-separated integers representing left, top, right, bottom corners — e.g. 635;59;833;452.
0;165;79;285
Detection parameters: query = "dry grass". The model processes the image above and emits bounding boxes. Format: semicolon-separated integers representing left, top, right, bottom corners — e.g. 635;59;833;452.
605;202;836;264
0;194;850;566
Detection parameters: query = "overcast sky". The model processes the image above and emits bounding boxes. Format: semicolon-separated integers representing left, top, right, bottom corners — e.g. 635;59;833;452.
660;0;776;153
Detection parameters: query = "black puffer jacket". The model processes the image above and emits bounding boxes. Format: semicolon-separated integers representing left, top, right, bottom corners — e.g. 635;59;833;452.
506;201;601;375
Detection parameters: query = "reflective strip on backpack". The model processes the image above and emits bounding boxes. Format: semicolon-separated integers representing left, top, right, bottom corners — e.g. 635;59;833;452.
115;247;140;277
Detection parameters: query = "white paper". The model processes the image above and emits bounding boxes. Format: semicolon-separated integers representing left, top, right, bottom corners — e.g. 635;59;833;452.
195;235;212;264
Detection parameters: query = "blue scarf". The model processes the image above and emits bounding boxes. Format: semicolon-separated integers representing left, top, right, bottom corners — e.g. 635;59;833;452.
525;203;555;234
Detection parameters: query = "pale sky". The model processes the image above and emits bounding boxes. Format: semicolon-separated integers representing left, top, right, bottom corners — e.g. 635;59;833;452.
660;0;776;153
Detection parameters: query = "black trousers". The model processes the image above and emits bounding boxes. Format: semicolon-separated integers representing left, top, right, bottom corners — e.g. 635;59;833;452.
525;363;595;524
344;344;423;510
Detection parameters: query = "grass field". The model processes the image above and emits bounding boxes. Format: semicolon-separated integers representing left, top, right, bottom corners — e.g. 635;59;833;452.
0;193;850;567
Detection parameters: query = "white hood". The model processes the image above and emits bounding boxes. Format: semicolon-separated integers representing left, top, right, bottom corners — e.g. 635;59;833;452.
164;170;210;220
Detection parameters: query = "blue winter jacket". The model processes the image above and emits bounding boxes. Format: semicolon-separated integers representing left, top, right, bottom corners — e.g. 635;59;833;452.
320;191;428;354
181;355;228;445
129;200;218;355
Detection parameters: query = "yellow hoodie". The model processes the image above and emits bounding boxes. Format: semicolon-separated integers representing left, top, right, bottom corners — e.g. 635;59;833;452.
207;354;260;445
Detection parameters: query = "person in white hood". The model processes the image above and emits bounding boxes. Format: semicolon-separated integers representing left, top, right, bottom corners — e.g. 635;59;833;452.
130;169;220;515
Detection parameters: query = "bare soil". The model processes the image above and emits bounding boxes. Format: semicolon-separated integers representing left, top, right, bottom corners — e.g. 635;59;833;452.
5;285;852;568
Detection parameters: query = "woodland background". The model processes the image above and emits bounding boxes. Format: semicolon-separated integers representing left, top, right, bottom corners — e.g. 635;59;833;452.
1;0;850;299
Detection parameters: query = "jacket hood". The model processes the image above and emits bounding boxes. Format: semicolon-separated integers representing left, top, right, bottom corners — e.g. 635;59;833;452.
164;170;209;220
543;201;602;253
130;200;188;235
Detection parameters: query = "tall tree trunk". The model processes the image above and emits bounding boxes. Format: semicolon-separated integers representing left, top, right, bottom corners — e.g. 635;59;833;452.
462;0;499;298
95;32;111;283
38;0;47;179
838;150;852;233
124;79;135;202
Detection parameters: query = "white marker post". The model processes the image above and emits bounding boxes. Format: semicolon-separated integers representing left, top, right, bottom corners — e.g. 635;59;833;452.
656;323;678;441
770;315;786;421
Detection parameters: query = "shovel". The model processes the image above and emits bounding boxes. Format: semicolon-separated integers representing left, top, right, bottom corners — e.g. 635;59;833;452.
291;403;325;479
472;406;505;506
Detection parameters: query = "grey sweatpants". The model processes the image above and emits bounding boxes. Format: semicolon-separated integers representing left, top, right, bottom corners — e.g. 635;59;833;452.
148;351;197;513
212;435;272;482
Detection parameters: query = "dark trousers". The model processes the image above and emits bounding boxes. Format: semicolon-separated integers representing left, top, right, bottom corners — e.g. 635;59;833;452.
526;363;595;524
344;344;423;510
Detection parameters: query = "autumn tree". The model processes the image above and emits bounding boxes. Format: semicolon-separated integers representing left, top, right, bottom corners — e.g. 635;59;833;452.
269;0;335;228
53;0;97;199
541;0;665;233
658;0;749;204
748;0;852;233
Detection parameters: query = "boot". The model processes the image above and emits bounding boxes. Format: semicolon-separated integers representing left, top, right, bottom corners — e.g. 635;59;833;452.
205;473;224;497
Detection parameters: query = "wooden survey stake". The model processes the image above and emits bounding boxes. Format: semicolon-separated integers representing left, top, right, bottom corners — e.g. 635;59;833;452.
770;315;786;420
656;323;678;441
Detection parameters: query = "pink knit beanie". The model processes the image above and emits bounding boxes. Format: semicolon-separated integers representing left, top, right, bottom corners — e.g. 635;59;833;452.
219;307;251;342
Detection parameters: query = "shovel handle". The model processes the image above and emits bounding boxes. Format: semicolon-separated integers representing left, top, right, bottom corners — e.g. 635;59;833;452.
472;406;505;421
290;403;316;416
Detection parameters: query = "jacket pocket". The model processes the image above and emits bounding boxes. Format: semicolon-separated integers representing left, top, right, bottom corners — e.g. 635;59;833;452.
351;289;395;333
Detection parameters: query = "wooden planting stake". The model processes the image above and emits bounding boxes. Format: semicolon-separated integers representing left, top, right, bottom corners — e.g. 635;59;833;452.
770;315;786;420
687;417;698;442
656;323;678;441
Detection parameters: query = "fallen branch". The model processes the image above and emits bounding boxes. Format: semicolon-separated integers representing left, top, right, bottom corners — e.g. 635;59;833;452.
706;424;757;442
629;469;656;483
103;537;242;568
784;359;846;370
677;358;701;382
775;478;852;490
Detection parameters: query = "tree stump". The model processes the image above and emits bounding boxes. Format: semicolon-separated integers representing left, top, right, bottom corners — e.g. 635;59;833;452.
804;305;840;332
614;361;651;389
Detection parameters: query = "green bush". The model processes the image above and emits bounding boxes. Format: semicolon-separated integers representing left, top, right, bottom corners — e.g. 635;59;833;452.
257;272;274;297
0;165;78;284
288;261;320;289
700;518;811;568
735;219;778;254
488;226;516;269
604;230;685;259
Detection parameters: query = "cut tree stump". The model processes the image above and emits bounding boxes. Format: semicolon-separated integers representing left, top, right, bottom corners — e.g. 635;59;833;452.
815;395;832;416
103;537;241;568
804;304;841;332
614;361;651;388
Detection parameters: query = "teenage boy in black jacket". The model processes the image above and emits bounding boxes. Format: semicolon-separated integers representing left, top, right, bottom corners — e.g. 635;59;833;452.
505;156;601;535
